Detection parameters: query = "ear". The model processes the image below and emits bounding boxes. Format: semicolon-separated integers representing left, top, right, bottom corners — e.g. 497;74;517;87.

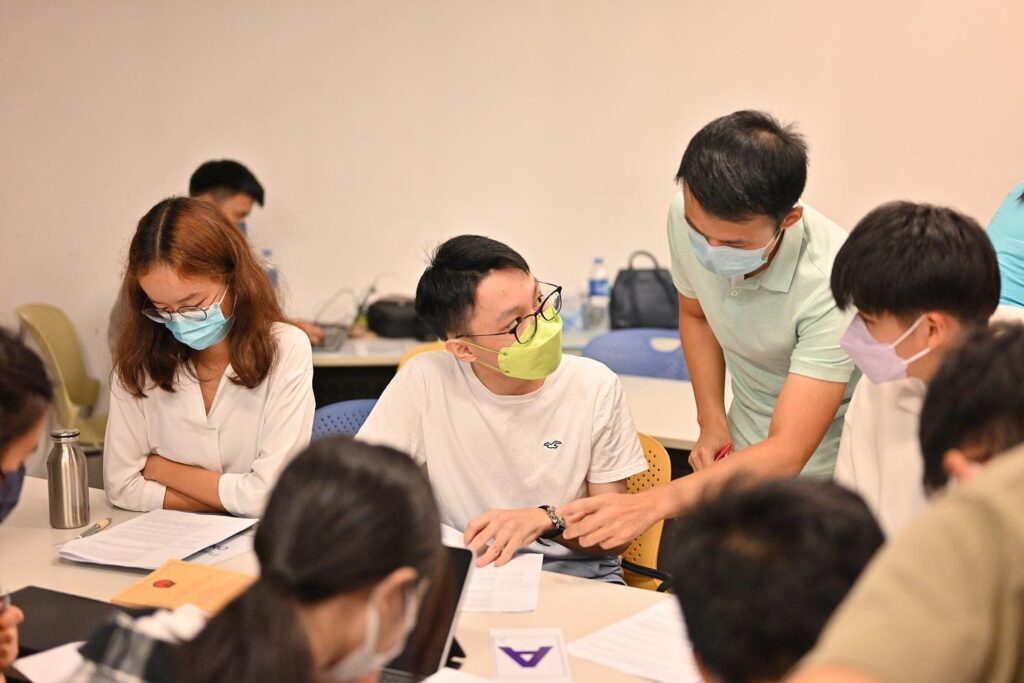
943;449;983;483
922;311;959;350
780;205;804;230
445;338;477;362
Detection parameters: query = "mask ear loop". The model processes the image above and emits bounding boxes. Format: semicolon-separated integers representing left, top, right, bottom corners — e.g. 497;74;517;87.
891;315;931;365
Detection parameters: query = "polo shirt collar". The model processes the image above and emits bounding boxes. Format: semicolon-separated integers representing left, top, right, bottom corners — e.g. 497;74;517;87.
736;214;805;294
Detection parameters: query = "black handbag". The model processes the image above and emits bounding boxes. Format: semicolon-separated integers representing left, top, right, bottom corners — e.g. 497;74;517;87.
366;298;436;340
609;251;679;330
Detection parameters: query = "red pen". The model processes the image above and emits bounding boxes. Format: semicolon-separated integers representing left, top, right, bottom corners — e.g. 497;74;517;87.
714;442;734;462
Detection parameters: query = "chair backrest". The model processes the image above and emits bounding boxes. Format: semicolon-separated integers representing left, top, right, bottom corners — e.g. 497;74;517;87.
312;399;378;439
622;432;672;590
397;341;446;370
582;328;689;381
16;303;101;427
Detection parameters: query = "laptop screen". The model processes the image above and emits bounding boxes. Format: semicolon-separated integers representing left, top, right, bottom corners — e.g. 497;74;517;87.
384;545;473;678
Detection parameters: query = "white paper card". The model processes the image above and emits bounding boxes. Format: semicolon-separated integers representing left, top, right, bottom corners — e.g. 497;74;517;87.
58;510;257;570
462;552;543;613
567;600;701;683
492;628;572;682
14;641;85;683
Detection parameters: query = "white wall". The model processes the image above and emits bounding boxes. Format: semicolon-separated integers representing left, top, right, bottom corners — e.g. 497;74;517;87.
2;0;1023;400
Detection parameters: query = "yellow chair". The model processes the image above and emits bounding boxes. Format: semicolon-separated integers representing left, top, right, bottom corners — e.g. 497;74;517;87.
397;341;446;370
16;303;107;448
622;432;672;591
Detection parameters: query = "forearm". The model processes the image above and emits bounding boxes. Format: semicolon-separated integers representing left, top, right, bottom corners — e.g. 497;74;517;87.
555;534;630;557
163;487;220;513
679;313;728;427
147;457;226;512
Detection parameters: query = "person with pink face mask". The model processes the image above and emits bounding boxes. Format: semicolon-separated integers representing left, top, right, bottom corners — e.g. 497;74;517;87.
829;201;1021;536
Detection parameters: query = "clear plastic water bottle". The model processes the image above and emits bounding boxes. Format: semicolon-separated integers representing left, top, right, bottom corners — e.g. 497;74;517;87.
261;248;279;290
586;257;611;332
47;429;90;529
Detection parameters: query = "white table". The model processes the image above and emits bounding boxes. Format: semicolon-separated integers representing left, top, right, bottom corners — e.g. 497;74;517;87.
619;375;733;451
1;478;671;681
312;332;597;368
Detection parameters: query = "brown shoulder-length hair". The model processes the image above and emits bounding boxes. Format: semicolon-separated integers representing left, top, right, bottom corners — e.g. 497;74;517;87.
113;197;285;398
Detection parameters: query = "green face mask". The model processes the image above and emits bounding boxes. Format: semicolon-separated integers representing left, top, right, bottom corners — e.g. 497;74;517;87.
464;313;564;380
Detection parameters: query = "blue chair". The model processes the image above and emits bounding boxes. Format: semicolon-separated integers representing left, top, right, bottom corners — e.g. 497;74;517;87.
582;328;689;381
312;399;378;439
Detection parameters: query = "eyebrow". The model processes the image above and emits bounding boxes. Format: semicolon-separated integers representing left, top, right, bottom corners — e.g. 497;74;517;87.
150;291;205;308
495;283;542;325
684;214;746;247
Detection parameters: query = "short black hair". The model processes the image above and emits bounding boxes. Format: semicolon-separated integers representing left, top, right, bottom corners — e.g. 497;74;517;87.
0;327;54;454
831;201;1000;326
415;235;531;340
669;478;884;683
188;160;265;205
676;110;807;223
919;322;1024;490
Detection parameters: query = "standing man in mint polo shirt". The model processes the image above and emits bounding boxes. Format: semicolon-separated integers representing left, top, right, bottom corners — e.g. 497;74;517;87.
561;111;857;549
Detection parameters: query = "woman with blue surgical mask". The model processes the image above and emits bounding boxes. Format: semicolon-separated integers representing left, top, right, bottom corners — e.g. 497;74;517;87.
70;438;442;683
105;197;315;518
0;328;54;673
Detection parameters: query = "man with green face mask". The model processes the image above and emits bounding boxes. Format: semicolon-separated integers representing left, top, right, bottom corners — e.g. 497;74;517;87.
356;235;648;583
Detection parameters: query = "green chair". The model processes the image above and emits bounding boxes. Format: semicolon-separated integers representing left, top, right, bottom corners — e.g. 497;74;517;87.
16;303;107;448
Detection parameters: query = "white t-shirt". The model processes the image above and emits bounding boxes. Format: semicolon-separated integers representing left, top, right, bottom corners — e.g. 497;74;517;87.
356;352;648;574
834;305;1024;537
834;376;927;537
103;322;315;518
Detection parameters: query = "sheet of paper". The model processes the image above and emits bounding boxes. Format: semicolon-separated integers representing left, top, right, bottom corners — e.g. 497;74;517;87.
462;553;543;613
58;510;258;570
492;628;572;682
441;523;466;548
566;600;701;683
14;640;85;683
186;530;255;565
422;668;490;682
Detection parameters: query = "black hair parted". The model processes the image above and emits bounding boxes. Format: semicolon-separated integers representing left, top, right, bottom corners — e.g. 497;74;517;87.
189;159;265;205
831;201;1000;325
0;327;54;454
669;478;883;683
415;235;530;340
676;110;808;223
919;322;1024;491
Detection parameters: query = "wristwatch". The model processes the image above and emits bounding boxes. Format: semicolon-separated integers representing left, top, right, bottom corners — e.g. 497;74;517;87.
538;505;566;540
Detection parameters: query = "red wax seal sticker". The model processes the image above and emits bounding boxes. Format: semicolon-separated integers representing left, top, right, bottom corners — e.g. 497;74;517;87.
153;580;176;589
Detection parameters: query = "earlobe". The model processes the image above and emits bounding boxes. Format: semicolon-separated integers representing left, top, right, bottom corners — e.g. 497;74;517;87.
445;339;476;362
781;206;804;229
943;449;980;483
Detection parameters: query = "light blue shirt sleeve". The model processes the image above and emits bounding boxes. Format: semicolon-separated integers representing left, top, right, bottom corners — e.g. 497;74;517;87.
986;181;1024;308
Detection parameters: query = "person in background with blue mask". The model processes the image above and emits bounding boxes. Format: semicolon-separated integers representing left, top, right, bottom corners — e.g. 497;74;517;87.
0;328;54;677
105;197;315;517
985;180;1024;308
561;111;855;551
357;235;648;583
828;201;1018;536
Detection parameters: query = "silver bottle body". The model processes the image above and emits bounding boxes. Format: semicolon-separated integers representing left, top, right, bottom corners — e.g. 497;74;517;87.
46;429;90;529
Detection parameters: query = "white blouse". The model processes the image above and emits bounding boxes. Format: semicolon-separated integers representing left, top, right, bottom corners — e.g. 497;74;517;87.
103;322;315;517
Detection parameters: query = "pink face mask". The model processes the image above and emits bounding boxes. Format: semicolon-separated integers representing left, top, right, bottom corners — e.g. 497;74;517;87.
839;315;931;383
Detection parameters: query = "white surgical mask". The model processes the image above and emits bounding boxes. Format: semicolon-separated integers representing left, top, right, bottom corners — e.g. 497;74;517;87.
687;227;783;279
324;583;420;682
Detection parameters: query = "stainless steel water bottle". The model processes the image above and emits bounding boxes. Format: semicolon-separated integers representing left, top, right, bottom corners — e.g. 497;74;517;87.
46;428;90;529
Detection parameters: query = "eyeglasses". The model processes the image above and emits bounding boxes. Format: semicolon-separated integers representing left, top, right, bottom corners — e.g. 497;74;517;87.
465;281;562;345
141;286;228;323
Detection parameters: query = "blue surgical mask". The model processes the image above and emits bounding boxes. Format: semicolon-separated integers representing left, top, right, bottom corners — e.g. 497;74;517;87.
688;227;783;279
162;289;233;351
0;465;26;522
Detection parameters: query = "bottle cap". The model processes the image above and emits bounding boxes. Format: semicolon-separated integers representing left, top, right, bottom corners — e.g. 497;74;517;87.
50;429;81;441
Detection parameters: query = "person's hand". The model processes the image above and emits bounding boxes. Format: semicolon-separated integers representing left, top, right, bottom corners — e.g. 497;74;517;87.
295;320;326;346
463;508;552;568
688;421;734;472
559;490;662;550
0;604;24;672
142;453;170;482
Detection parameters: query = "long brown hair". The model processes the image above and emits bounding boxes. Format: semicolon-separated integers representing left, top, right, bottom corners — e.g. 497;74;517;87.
113;197;285;397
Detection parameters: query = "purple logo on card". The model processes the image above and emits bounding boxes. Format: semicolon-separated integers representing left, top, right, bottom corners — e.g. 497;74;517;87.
500;646;552;668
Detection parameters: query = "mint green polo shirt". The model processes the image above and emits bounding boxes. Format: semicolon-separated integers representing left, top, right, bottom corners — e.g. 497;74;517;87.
666;192;857;476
